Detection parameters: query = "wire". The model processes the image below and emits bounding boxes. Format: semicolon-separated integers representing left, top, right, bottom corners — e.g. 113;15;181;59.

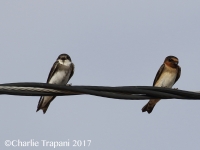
0;82;200;100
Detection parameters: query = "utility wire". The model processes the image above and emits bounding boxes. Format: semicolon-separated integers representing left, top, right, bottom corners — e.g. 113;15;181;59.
0;82;200;100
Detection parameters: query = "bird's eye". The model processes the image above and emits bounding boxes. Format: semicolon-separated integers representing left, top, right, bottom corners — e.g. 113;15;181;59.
168;58;172;62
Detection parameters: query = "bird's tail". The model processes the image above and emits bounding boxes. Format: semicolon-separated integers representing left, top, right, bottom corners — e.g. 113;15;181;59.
142;99;160;114
36;101;51;114
36;96;56;114
42;103;51;114
36;97;44;112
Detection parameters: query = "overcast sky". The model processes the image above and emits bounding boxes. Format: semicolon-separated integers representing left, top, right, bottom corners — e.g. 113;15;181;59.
1;1;200;149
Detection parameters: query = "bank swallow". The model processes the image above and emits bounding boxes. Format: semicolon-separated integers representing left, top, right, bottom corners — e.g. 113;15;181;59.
36;53;75;114
142;56;181;114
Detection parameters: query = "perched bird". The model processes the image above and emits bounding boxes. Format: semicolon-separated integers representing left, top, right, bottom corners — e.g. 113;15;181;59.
142;56;181;114
36;53;74;114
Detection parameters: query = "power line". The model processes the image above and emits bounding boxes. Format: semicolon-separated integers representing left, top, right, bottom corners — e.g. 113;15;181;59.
0;82;200;100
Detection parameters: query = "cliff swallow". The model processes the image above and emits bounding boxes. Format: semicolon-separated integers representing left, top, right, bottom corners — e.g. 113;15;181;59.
36;53;75;114
142;56;181;114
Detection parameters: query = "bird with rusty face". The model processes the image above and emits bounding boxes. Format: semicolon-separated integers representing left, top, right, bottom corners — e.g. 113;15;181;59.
142;56;181;114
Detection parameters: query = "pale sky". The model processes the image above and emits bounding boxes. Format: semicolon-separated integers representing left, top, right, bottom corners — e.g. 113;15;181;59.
1;1;200;149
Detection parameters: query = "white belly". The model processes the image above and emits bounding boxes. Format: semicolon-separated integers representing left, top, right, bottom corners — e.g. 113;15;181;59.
155;72;177;88
49;70;70;84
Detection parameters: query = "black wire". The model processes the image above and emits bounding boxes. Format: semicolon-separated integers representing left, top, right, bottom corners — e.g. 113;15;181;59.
0;83;151;99
0;82;200;100
1;83;182;98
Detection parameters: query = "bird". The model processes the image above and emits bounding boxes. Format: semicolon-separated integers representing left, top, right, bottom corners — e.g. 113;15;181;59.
36;53;74;114
142;56;181;114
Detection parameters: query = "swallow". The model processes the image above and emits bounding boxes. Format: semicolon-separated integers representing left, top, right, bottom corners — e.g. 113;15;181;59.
142;56;181;114
36;53;75;114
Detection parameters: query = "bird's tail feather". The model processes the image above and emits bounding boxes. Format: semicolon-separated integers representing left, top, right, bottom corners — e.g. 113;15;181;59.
42;102;51;114
36;96;56;114
142;99;160;114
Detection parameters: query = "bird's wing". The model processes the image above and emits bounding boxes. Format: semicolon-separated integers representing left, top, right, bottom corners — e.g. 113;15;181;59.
68;63;75;82
153;64;165;86
46;61;59;83
174;66;181;84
